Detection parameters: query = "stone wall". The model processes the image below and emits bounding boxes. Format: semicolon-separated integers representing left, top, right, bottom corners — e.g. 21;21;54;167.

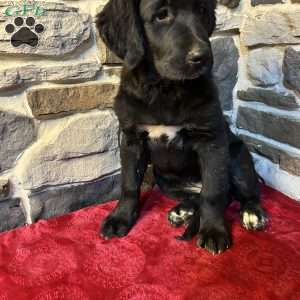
0;0;122;232
220;0;300;201
0;0;299;232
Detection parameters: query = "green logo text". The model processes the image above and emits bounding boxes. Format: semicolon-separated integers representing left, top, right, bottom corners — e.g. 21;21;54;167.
4;2;47;17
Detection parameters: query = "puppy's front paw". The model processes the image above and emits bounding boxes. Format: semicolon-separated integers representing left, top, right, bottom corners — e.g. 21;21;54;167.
218;0;240;8
101;213;136;239
197;227;231;255
241;205;267;231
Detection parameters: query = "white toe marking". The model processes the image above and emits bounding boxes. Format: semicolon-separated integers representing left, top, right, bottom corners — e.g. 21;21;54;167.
243;211;259;228
243;212;250;227
170;211;179;219
249;214;258;226
179;209;194;218
179;210;186;217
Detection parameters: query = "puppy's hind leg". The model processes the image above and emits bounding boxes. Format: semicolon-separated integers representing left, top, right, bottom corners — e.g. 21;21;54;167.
170;194;201;241
229;136;267;231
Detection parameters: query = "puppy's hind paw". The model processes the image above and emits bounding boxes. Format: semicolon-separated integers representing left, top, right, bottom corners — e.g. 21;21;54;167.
241;206;267;231
168;204;195;227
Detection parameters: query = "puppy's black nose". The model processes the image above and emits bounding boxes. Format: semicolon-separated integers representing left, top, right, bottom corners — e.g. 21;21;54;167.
187;49;207;65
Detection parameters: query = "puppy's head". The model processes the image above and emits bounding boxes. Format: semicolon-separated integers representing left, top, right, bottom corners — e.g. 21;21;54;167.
96;0;216;80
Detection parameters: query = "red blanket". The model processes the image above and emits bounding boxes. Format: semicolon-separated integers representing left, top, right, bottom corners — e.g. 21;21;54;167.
0;186;299;300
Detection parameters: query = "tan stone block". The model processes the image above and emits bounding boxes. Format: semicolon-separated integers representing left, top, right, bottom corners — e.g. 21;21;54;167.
26;82;119;120
241;8;300;47
280;154;300;177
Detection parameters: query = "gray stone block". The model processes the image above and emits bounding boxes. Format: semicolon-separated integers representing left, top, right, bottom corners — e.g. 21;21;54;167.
283;47;300;95
237;88;299;110
0;62;101;91
240;134;300;176
18;110;120;191
237;107;300;149
29;174;121;221
215;6;242;32
247;48;282;87
212;37;239;111
251;0;283;6
240;134;281;164
0;179;10;201
0;111;36;173
0;197;26;232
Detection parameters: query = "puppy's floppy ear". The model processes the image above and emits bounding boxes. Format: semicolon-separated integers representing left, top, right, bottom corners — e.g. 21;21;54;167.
96;0;145;70
203;0;217;36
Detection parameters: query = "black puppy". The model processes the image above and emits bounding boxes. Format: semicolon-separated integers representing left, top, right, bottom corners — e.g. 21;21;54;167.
96;0;266;255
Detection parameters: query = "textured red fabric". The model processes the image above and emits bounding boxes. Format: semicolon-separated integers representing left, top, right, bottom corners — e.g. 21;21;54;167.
0;186;300;300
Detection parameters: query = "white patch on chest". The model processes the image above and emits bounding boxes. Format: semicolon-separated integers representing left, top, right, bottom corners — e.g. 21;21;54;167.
140;125;183;140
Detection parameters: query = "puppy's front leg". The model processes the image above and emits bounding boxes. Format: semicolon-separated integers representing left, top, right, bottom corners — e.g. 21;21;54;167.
195;136;231;255
101;132;149;239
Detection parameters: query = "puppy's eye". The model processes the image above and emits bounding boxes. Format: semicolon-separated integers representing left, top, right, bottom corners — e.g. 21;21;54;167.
155;8;171;22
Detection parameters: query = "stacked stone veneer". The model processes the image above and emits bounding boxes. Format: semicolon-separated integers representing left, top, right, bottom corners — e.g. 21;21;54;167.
0;0;123;232
228;0;300;201
0;0;299;233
